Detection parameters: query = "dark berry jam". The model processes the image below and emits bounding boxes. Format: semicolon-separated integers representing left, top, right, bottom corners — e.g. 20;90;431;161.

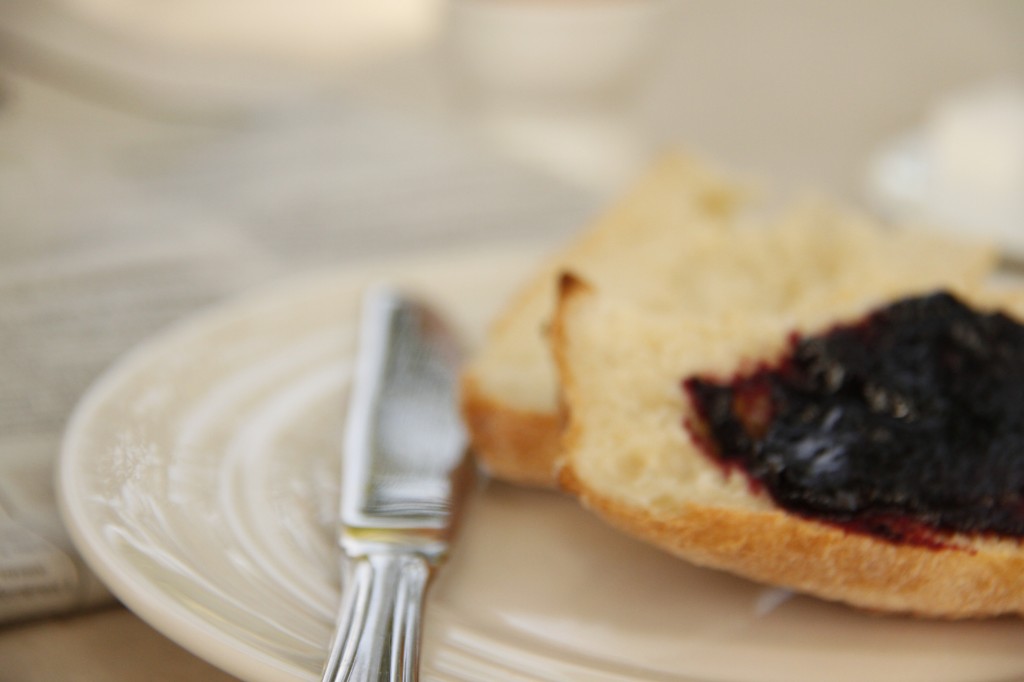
684;291;1024;547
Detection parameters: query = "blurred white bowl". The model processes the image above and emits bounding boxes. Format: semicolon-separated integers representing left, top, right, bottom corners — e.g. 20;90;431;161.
444;0;668;193
868;80;1024;257
446;0;666;103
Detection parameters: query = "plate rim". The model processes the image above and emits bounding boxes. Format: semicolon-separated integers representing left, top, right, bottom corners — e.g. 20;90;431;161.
56;243;549;682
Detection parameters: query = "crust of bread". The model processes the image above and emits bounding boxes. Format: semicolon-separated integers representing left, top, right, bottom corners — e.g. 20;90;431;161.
552;274;1024;618
460;373;561;487
560;465;1024;618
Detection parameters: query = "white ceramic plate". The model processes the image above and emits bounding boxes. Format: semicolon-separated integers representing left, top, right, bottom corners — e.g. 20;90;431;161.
60;246;1024;682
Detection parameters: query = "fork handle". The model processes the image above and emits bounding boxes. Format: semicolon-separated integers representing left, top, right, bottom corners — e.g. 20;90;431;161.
320;552;431;682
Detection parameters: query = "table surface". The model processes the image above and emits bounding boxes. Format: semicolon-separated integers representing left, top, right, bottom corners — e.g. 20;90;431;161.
1;2;1022;681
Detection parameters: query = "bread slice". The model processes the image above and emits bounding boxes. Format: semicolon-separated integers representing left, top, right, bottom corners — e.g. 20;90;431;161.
460;153;747;487
461;153;998;487
552;275;1024;618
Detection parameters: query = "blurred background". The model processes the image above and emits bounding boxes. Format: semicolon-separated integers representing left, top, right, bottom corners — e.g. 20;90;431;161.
3;0;1023;193
0;1;1022;680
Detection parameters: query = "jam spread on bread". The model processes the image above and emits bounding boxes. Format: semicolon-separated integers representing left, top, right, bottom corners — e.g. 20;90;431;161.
684;292;1024;546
